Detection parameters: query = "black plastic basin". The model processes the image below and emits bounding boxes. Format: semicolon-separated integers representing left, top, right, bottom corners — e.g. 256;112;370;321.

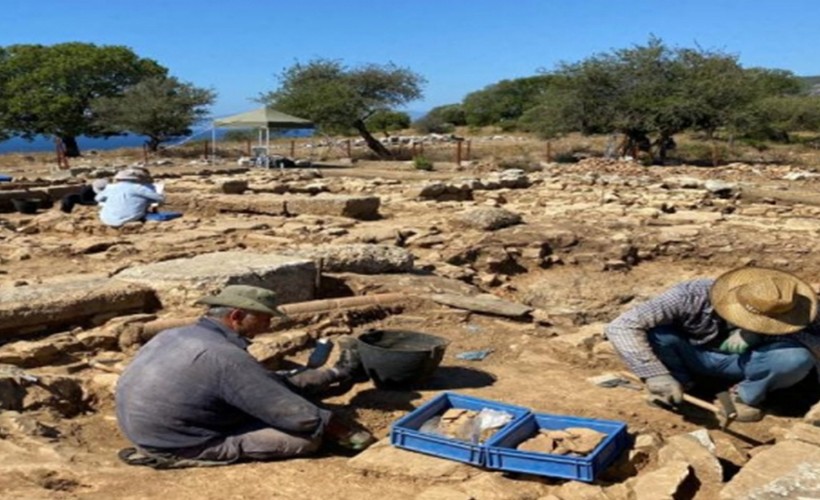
357;330;449;389
11;198;41;214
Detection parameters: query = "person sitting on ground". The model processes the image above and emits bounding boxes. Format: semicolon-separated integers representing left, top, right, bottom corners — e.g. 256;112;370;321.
115;285;368;468
605;266;819;422
60;178;109;214
95;167;164;227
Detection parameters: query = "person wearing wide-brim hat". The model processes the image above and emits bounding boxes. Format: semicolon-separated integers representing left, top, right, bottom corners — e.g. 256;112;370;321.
115;285;371;469
95;167;164;227
605;267;819;422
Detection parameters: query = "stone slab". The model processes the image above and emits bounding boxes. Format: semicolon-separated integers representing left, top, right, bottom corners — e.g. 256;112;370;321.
291;244;414;274
347;438;475;481
431;293;533;318
284;194;380;220
720;440;820;499
113;251;316;307
0;275;157;338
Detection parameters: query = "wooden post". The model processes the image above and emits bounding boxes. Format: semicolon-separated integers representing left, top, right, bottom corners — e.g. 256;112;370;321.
346;139;352;158
290;140;295;157
546;141;552;162
466;140;471;161
143;144;149;164
455;140;463;164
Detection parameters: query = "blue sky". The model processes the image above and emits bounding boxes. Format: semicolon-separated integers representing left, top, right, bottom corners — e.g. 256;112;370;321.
2;0;819;117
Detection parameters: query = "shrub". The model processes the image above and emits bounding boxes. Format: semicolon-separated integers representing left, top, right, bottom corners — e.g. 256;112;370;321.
412;155;434;171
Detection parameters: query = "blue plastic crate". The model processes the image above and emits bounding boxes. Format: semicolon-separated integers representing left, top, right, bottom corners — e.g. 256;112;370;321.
390;392;530;466
485;412;629;482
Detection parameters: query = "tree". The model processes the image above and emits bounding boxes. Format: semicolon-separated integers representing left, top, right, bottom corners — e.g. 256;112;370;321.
413;104;465;134
0;42;165;156
462;75;554;129
525;38;770;163
91;76;215;151
365;109;411;137
260;59;425;158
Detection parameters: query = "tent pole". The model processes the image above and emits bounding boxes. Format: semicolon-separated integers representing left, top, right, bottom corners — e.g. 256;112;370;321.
211;126;216;163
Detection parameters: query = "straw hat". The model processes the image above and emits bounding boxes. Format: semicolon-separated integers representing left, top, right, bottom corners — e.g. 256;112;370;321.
710;267;818;335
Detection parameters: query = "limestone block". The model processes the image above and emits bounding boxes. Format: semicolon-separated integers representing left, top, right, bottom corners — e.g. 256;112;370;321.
631;461;692;500
0;275;157;339
347;438;475;481
114;251;316;308
291;244;414;274
720;440;820;499
658;434;723;487
285;194;381;220
452;207;522;231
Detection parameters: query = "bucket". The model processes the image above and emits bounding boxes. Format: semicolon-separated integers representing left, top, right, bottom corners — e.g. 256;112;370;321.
357;330;449;389
11;198;41;214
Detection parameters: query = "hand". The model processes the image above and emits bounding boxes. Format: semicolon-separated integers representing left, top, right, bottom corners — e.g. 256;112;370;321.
645;374;684;405
720;329;761;354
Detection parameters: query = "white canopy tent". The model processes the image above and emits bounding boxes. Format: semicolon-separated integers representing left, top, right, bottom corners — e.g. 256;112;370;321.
211;107;313;159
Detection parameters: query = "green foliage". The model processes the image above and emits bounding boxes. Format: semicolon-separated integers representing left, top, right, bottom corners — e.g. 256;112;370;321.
522;37;805;164
413;103;465;134
462;75;554;127
366;109;411;135
260;58;425;158
413;115;453;134
91;76;215;151
412;155;433;171
0;42;166;156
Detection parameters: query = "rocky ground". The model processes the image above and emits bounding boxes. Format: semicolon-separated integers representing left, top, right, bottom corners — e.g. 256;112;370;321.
1;147;820;499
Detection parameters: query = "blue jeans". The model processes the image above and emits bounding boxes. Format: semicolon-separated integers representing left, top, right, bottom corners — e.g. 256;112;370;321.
648;326;815;406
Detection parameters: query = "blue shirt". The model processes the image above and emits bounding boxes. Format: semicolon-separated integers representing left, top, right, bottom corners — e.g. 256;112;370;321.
605;279;820;379
116;317;331;450
95;182;164;227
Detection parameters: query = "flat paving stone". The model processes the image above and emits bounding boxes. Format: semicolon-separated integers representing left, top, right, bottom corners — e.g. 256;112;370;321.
114;251;316;307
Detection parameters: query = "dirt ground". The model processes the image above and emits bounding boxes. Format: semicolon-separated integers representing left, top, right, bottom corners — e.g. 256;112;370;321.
1;142;819;499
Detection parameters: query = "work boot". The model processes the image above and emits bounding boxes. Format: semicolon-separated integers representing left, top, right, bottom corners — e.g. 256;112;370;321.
723;390;763;423
333;336;363;379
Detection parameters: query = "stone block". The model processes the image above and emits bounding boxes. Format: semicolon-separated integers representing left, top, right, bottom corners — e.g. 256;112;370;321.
631;460;692;500
285;194;381;220
114;251;316;308
720;440;820;499
658;434;723;487
347;438;475;480
0;275;158;339
291;244;414;274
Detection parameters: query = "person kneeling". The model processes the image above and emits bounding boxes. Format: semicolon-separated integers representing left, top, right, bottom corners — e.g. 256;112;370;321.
115;285;367;468
605;267;819;423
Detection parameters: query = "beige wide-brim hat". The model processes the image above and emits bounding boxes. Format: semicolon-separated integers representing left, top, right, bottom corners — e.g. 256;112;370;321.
196;285;287;317
710;267;818;335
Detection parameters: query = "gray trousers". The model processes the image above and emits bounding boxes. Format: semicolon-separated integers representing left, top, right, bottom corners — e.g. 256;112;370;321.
155;367;340;464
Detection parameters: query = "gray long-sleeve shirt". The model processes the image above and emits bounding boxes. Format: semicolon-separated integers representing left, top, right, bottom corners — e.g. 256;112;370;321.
604;278;820;379
116;317;331;450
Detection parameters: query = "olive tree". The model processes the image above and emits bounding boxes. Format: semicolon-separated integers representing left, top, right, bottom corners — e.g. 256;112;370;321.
260;59;425;158
0;42;166;156
92;76;216;151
